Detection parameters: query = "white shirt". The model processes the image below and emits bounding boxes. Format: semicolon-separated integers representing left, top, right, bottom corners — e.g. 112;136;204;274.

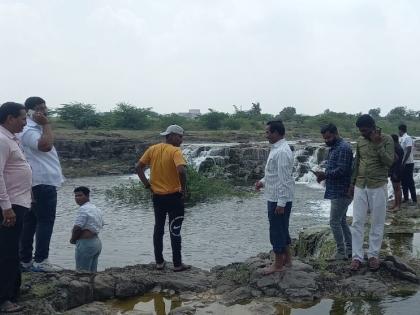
74;202;104;234
18;118;64;187
261;139;295;207
399;133;414;164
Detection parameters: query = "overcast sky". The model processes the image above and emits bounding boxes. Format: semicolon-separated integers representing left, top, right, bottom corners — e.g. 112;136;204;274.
1;0;420;115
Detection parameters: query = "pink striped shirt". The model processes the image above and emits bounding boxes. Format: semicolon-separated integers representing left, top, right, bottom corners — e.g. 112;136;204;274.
0;125;32;209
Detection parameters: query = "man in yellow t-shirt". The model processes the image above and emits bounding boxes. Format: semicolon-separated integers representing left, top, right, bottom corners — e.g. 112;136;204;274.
136;125;190;272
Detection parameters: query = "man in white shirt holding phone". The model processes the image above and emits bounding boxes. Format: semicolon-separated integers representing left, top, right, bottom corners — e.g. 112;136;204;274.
19;97;64;272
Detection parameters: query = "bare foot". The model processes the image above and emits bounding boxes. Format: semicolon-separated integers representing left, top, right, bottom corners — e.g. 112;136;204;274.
284;249;292;267
262;264;285;275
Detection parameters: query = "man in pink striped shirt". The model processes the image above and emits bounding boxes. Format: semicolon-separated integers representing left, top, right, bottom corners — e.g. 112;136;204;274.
0;102;32;313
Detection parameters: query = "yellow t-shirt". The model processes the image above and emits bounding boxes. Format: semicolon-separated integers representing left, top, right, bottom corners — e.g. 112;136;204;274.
139;143;187;195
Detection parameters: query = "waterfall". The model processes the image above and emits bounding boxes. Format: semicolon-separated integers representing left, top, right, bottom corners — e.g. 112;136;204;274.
182;142;326;182
182;143;236;171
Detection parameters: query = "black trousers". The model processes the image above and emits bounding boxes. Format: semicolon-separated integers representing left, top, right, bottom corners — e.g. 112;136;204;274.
152;192;184;267
0;205;27;304
401;163;417;202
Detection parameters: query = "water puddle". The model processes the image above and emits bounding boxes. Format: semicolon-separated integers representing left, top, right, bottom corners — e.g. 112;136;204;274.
110;293;182;314
110;292;420;315
386;232;420;258
275;292;420;315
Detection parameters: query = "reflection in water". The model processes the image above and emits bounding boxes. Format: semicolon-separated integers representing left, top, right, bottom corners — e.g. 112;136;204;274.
111;293;181;315
112;292;420;315
386;232;420;258
275;292;420;315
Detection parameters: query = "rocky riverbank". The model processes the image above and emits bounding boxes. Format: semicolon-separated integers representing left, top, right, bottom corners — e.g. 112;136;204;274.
15;202;420;315
55;136;328;181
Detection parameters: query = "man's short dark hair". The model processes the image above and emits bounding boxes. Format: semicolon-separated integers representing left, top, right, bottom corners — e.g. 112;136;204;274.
391;134;399;143
320;123;338;134
74;186;90;196
356;114;375;128
266;120;285;136
398;124;407;133
0;102;26;124
24;97;45;110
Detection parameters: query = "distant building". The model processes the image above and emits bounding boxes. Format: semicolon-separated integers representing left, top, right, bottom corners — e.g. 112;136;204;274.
178;109;201;118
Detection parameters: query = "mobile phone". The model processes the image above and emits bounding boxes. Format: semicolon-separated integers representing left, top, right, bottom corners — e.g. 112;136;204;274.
27;109;35;119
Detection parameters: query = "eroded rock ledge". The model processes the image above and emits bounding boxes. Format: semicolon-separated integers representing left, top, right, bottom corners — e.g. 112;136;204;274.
17;203;420;314
17;252;419;315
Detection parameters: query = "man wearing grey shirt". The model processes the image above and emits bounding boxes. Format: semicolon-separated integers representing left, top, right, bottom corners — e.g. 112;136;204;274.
70;186;104;272
256;120;295;274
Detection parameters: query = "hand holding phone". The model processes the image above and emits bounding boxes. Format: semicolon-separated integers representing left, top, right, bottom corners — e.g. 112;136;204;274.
27;109;35;119
370;127;382;144
28;110;49;125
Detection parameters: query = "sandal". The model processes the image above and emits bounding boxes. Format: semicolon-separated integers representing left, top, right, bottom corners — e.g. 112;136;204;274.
173;264;191;272
0;301;24;313
350;259;362;271
156;261;166;271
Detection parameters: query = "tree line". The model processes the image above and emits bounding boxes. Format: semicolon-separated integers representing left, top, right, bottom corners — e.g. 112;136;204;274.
52;102;420;136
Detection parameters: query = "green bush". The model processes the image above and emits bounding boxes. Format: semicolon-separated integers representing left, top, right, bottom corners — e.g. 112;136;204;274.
105;167;246;207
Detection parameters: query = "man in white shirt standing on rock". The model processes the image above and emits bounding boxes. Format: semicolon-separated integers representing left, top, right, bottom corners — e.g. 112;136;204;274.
398;124;418;205
256;120;295;274
19;97;64;272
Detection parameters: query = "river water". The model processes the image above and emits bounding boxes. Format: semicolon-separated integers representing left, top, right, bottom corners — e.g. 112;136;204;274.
47;173;420;314
49;175;333;270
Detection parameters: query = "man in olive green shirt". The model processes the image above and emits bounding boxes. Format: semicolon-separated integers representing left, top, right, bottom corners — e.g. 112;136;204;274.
350;114;394;272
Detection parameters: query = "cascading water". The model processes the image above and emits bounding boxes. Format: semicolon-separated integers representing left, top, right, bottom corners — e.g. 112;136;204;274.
182;142;327;182
183;141;420;198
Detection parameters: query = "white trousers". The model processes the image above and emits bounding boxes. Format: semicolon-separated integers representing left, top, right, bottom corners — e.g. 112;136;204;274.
351;184;387;261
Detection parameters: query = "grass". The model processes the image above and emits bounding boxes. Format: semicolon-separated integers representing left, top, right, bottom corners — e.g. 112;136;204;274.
105;166;248;207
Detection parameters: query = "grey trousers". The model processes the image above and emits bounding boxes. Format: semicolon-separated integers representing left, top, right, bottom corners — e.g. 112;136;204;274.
75;237;102;272
330;198;352;256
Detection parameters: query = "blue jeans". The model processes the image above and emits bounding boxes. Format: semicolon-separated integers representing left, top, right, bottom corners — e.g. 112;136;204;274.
330;198;352;256
267;201;292;254
20;185;57;263
75;237;102;272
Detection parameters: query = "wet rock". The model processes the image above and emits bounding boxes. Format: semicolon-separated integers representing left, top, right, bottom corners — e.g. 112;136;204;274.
385;256;417;275
169;305;196;315
93;273;116;300
295;226;336;259
222;286;252;305
63;301;114;315
340;276;388;298
382;260;419;284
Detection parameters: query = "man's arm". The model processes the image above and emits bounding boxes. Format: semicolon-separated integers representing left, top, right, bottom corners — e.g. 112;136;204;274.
275;150;294;213
325;147;353;179
402;146;412;165
32;113;54;152
70;225;83;244
0;142;16;227
350;143;360;186
177;165;187;195
376;136;395;168
135;161;151;189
